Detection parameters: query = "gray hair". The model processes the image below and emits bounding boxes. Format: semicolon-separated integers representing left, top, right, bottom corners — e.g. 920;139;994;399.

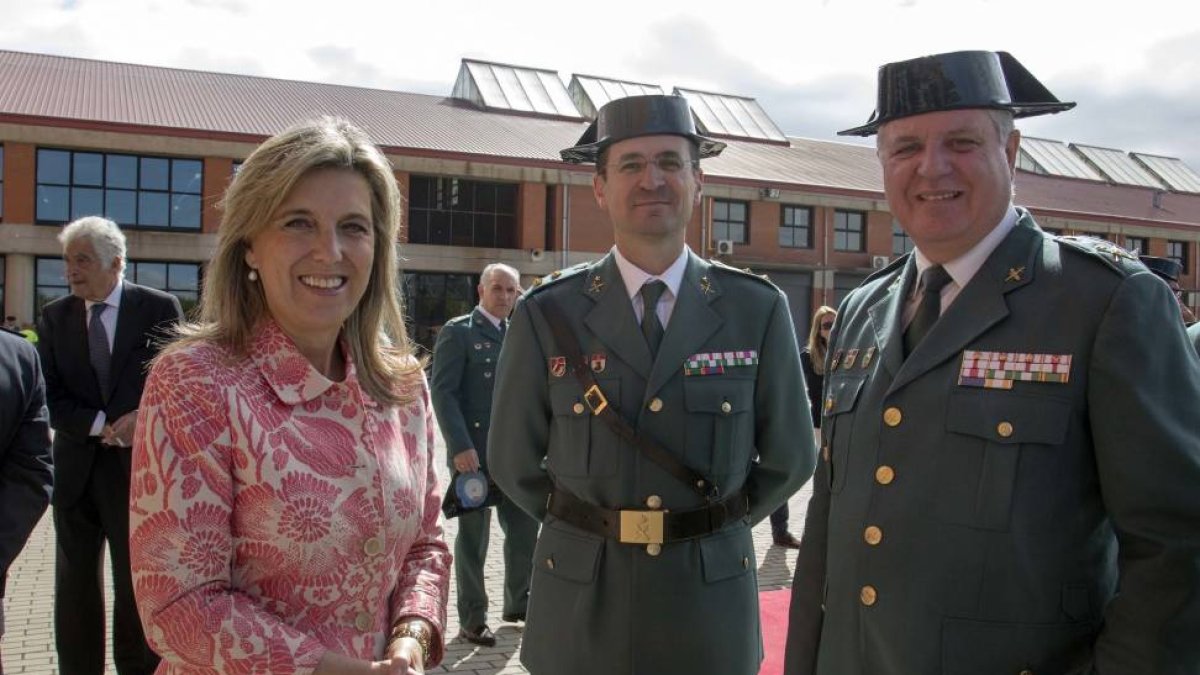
987;109;1016;144
481;263;520;284
58;216;127;271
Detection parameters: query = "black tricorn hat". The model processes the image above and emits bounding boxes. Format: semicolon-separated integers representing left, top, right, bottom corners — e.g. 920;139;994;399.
561;94;726;164
839;50;1076;137
1139;255;1183;282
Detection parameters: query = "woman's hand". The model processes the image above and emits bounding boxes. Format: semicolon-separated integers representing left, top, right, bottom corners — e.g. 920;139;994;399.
377;637;424;674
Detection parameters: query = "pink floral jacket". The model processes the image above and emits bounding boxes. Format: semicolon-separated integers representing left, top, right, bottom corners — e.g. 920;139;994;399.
131;320;450;673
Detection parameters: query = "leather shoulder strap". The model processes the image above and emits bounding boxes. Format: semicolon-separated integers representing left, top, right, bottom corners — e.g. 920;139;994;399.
535;294;720;500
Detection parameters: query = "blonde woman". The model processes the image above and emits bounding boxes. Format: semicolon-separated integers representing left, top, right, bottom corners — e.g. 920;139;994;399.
131;118;449;674
801;305;837;428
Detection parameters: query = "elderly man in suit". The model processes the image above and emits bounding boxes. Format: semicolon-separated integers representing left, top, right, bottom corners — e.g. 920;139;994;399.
0;326;54;673
489;94;816;675
785;51;1200;675
431;262;539;647
38;216;182;675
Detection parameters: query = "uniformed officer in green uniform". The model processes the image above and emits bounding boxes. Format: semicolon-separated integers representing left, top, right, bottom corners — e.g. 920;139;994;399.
430;263;539;647
489;94;816;675
785;50;1200;674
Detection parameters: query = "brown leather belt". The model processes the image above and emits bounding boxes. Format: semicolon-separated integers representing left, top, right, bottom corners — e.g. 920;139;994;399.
547;486;749;545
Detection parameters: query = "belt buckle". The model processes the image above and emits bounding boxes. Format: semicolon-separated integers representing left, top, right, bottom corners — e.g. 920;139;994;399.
619;509;664;545
583;384;608;415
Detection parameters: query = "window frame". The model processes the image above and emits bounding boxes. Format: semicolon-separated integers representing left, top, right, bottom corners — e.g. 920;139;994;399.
34;148;203;231
833;209;867;252
778;204;813;249
407;175;518;248
712;198;749;244
1167;240;1189;270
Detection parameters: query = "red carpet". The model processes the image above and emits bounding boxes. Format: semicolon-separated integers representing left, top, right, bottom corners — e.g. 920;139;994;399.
759;588;791;675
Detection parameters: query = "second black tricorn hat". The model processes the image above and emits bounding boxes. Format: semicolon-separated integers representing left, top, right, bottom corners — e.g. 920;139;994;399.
560;94;726;164
839;50;1075;137
1139;255;1183;282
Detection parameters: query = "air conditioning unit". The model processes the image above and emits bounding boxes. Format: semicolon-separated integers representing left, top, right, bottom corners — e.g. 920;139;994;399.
871;255;890;269
759;188;781;200
716;240;735;256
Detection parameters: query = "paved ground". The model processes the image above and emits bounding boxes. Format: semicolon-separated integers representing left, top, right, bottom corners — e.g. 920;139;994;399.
0;433;812;674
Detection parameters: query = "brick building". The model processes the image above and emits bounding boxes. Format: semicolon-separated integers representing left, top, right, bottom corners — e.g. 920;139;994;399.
2;50;1198;348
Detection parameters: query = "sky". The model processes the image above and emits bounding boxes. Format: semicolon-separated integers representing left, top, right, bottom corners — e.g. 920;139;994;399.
2;0;1198;169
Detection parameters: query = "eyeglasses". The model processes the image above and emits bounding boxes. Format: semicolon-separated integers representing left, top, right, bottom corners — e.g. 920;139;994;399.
607;154;695;176
820;322;834;330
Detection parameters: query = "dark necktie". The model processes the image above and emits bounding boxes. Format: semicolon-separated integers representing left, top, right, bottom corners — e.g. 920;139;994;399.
639;281;667;358
903;265;952;358
88;303;112;401
498;321;506;341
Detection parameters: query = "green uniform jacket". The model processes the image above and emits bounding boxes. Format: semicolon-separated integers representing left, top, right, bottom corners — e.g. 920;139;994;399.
430;308;504;469
490;250;816;675
786;211;1200;675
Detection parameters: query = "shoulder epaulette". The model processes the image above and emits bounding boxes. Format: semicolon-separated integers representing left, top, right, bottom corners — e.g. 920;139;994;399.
443;314;472;327
525;262;591;296
708;258;777;287
1054;235;1143;277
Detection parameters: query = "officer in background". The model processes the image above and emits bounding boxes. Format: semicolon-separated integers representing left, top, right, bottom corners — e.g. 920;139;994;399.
1139;255;1197;325
784;50;1200;675
490;94;815;675
430;263;538;647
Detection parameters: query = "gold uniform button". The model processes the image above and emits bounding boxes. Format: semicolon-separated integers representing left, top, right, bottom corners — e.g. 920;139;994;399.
1019;670;1034;675
648;398;664;413
863;526;883;546
572;402;586;415
473;421;481;428
355;612;373;632
646;543;662;556
742;557;749;569
720;400;732;414
545;556;555;570
363;537;383;556
824;397;834;414
822;445;830;462
883;407;903;427
860;585;878;606
645;495;662;509
997;421;1014;438
875;465;895;485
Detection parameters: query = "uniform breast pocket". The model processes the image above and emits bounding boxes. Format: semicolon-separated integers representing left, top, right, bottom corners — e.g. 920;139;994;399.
683;377;754;480
547;378;620;478
938;391;1070;531
824;374;868;494
464;346;499;404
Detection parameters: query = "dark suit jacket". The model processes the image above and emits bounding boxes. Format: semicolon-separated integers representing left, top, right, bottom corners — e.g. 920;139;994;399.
786;211;1200;675
430;307;504;470
491;250;816;675
37;281;183;508
0;329;53;597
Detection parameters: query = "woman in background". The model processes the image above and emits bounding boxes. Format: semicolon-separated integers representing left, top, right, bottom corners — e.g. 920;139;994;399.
800;306;837;429
131;118;449;674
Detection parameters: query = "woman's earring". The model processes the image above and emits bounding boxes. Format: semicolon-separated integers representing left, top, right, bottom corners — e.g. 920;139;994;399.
248;269;259;282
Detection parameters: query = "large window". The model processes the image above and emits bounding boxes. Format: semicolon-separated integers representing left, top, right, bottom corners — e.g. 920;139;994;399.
36;149;202;229
402;271;478;353
834;209;866;252
126;261;201;315
0;145;5;220
713;199;748;244
1125;236;1149;255
35;257;201;313
1167;240;1189;269
892;220;914;256
407;176;517;248
778;205;812;249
